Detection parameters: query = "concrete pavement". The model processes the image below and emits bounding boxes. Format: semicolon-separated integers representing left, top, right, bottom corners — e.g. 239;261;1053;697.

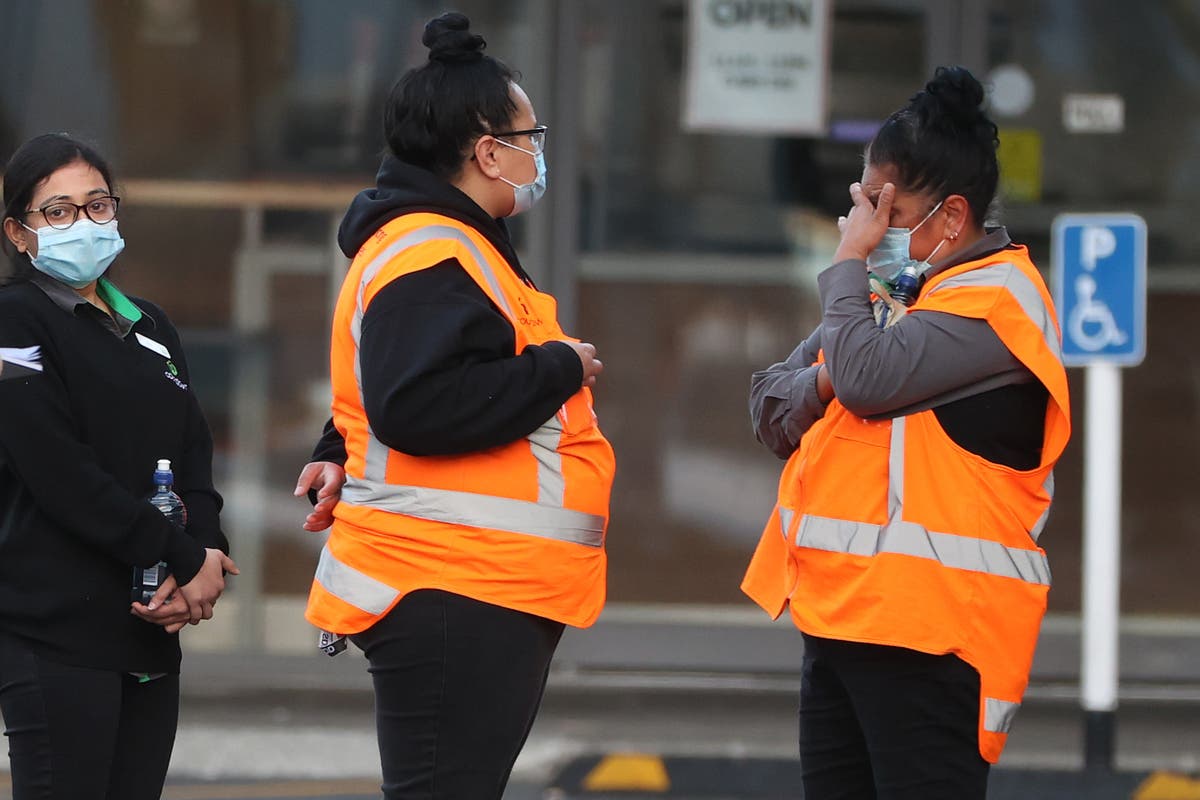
157;607;1200;793
1;606;1197;797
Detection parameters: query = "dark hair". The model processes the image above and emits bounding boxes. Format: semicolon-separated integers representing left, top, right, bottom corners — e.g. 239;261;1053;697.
867;66;999;223
382;12;518;180
2;133;118;283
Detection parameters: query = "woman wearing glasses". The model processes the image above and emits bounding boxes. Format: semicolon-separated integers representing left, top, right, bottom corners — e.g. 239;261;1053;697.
293;12;615;799
0;132;237;799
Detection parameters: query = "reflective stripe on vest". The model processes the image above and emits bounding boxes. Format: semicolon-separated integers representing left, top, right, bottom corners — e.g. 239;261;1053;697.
927;262;1063;362
789;513;1051;586
350;226;516;482
1029;473;1054;543
315;544;398;615
528;412;566;506
985;698;1020;734
787;416;1053;586
340;476;605;547
778;506;795;540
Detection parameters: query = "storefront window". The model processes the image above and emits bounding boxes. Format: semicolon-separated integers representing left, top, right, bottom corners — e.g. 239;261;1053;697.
576;0;931;604
2;1;1195;651
983;0;1200;614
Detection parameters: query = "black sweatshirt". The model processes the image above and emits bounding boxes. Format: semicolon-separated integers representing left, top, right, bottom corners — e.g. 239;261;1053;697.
311;156;582;463
0;275;226;673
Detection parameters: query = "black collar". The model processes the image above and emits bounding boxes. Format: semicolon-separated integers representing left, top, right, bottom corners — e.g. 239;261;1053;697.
28;273;152;339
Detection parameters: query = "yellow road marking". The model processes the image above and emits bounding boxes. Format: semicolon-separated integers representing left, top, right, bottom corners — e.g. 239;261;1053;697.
582;753;670;792
1134;771;1200;800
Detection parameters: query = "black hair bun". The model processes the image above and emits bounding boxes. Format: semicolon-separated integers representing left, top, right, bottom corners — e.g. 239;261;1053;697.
424;12;486;63
922;65;987;124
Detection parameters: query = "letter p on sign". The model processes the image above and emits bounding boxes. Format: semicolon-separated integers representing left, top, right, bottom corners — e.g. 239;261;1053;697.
1081;226;1117;271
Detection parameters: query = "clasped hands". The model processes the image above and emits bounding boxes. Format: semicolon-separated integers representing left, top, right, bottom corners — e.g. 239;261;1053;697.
130;548;240;634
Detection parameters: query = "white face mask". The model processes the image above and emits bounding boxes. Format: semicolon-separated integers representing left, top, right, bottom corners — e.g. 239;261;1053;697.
22;219;125;288
495;139;547;216
865;200;945;282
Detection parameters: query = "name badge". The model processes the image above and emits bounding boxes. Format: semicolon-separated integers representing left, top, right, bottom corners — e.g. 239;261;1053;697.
135;333;171;360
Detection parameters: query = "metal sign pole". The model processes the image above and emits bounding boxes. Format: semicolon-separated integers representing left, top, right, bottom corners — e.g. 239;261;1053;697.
1052;212;1146;775
1080;362;1122;770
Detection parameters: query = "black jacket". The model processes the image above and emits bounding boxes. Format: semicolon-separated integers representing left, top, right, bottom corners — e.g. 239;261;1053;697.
313;157;582;463
0;276;227;673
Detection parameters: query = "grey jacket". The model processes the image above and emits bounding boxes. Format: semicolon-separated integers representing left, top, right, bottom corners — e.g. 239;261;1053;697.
750;229;1036;460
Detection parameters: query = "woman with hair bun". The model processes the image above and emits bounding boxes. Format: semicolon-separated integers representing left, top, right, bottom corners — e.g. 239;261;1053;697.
294;12;615;799
745;66;1071;798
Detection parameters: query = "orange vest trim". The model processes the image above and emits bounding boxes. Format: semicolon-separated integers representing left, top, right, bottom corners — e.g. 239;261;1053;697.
307;213;615;634
743;247;1070;763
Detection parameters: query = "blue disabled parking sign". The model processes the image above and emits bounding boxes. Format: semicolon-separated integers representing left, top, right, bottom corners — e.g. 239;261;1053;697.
1051;214;1147;367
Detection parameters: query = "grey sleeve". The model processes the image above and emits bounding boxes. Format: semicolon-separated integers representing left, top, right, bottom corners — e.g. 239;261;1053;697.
817;259;1032;419
749;325;830;460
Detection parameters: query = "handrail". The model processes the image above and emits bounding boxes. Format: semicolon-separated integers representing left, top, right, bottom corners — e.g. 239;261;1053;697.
120;178;365;211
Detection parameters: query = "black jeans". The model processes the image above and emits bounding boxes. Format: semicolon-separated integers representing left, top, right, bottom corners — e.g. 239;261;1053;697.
352;589;565;800
798;633;990;800
0;630;178;800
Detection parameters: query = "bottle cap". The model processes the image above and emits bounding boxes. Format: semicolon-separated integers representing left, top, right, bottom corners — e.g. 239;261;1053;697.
157;459;171;471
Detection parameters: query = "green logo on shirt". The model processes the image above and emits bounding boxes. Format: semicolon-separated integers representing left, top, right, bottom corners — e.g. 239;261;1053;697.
166;361;179;376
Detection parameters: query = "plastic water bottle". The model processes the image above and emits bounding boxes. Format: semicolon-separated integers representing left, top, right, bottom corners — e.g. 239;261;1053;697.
132;459;187;604
889;262;921;307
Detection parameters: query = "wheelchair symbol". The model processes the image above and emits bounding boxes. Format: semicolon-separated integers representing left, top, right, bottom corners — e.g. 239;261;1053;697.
1069;273;1127;352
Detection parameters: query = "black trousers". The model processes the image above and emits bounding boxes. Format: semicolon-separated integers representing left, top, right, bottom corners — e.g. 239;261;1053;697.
352;589;565;800
0;630;178;800
798;633;991;800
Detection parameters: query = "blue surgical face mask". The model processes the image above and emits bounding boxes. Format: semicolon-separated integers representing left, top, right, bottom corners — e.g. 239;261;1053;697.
865;200;945;282
495;140;547;216
23;219;125;288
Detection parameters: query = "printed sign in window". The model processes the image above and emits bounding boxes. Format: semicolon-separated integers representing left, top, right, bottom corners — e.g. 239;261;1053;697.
1062;93;1125;134
683;0;831;135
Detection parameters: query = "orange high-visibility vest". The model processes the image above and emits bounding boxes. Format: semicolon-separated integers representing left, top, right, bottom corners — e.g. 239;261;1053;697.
306;212;616;634
742;245;1070;763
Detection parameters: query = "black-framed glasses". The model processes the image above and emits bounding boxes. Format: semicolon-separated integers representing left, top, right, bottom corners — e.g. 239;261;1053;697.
26;195;120;230
492;125;548;156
